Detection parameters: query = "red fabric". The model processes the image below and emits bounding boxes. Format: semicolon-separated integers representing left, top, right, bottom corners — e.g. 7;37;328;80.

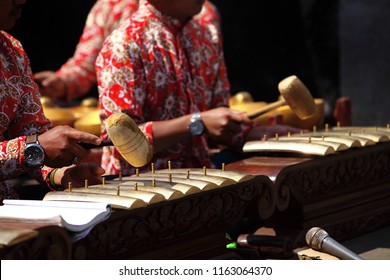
56;0;139;101
96;0;247;175
0;31;53;203
57;0;220;102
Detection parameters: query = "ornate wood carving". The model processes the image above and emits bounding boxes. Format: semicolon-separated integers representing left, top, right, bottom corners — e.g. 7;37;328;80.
72;176;274;259
0;226;71;260
226;142;390;243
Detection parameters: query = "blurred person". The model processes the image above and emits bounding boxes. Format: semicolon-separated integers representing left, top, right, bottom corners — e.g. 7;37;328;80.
96;0;299;175
33;0;220;103
0;0;105;204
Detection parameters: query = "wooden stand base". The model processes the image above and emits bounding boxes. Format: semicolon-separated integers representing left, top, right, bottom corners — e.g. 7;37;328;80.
226;142;390;247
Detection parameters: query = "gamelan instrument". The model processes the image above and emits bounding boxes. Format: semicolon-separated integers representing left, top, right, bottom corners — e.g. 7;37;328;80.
226;124;390;247
41;97;99;132
25;164;274;260
1;165;276;259
242;124;390;156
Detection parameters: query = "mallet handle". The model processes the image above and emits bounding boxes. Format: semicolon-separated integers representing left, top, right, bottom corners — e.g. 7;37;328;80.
78;139;113;149
246;99;286;120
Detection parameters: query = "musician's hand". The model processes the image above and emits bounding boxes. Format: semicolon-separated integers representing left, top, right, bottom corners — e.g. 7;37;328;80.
202;107;252;143
34;71;67;100
53;162;106;189
246;124;305;141
38;126;102;168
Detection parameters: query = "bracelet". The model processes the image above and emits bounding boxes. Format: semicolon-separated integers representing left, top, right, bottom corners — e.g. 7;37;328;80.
49;168;61;190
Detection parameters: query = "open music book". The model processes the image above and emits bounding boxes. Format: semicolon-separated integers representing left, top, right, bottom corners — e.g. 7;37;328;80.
0;199;112;241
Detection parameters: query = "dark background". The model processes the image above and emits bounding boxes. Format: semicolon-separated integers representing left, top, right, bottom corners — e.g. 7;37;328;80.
10;0;96;72
8;0;389;126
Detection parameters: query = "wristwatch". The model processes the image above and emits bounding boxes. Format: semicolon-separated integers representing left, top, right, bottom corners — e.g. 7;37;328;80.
189;112;204;136
24;134;45;168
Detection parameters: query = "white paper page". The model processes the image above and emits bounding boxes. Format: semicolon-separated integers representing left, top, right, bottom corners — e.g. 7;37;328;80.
0;199;111;231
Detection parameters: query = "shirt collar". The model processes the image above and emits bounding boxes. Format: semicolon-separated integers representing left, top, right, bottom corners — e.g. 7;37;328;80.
142;0;191;34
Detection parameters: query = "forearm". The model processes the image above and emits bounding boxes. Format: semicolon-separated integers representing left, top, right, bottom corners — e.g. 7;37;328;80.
151;115;193;153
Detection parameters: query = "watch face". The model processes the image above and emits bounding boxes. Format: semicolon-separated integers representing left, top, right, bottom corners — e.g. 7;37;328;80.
189;120;204;136
25;144;45;167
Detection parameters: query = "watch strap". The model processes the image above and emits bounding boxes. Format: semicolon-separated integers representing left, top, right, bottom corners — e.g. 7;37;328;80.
26;134;38;144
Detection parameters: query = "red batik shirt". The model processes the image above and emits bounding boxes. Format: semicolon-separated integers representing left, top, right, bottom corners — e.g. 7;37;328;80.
96;0;244;175
56;0;219;102
56;0;139;101
0;31;53;203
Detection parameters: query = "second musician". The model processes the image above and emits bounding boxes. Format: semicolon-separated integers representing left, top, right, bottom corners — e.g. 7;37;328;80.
96;0;300;175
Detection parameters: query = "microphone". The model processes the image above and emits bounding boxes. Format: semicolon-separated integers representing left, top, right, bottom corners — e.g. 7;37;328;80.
305;227;364;260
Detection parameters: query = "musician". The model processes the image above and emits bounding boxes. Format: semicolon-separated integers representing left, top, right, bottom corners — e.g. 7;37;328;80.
0;0;105;204
96;0;300;175
33;0;220;103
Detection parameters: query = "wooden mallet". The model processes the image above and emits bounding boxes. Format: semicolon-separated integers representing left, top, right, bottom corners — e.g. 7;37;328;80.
246;75;317;120
79;112;153;167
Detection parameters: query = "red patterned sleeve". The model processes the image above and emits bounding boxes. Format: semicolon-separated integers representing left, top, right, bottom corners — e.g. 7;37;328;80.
56;0;139;101
0;32;53;191
56;0;110;100
0;137;26;181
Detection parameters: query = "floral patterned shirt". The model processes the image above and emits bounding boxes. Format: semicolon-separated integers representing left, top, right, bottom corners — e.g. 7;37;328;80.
57;0;220;101
56;0;139;101
96;0;242;176
0;31;53;203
